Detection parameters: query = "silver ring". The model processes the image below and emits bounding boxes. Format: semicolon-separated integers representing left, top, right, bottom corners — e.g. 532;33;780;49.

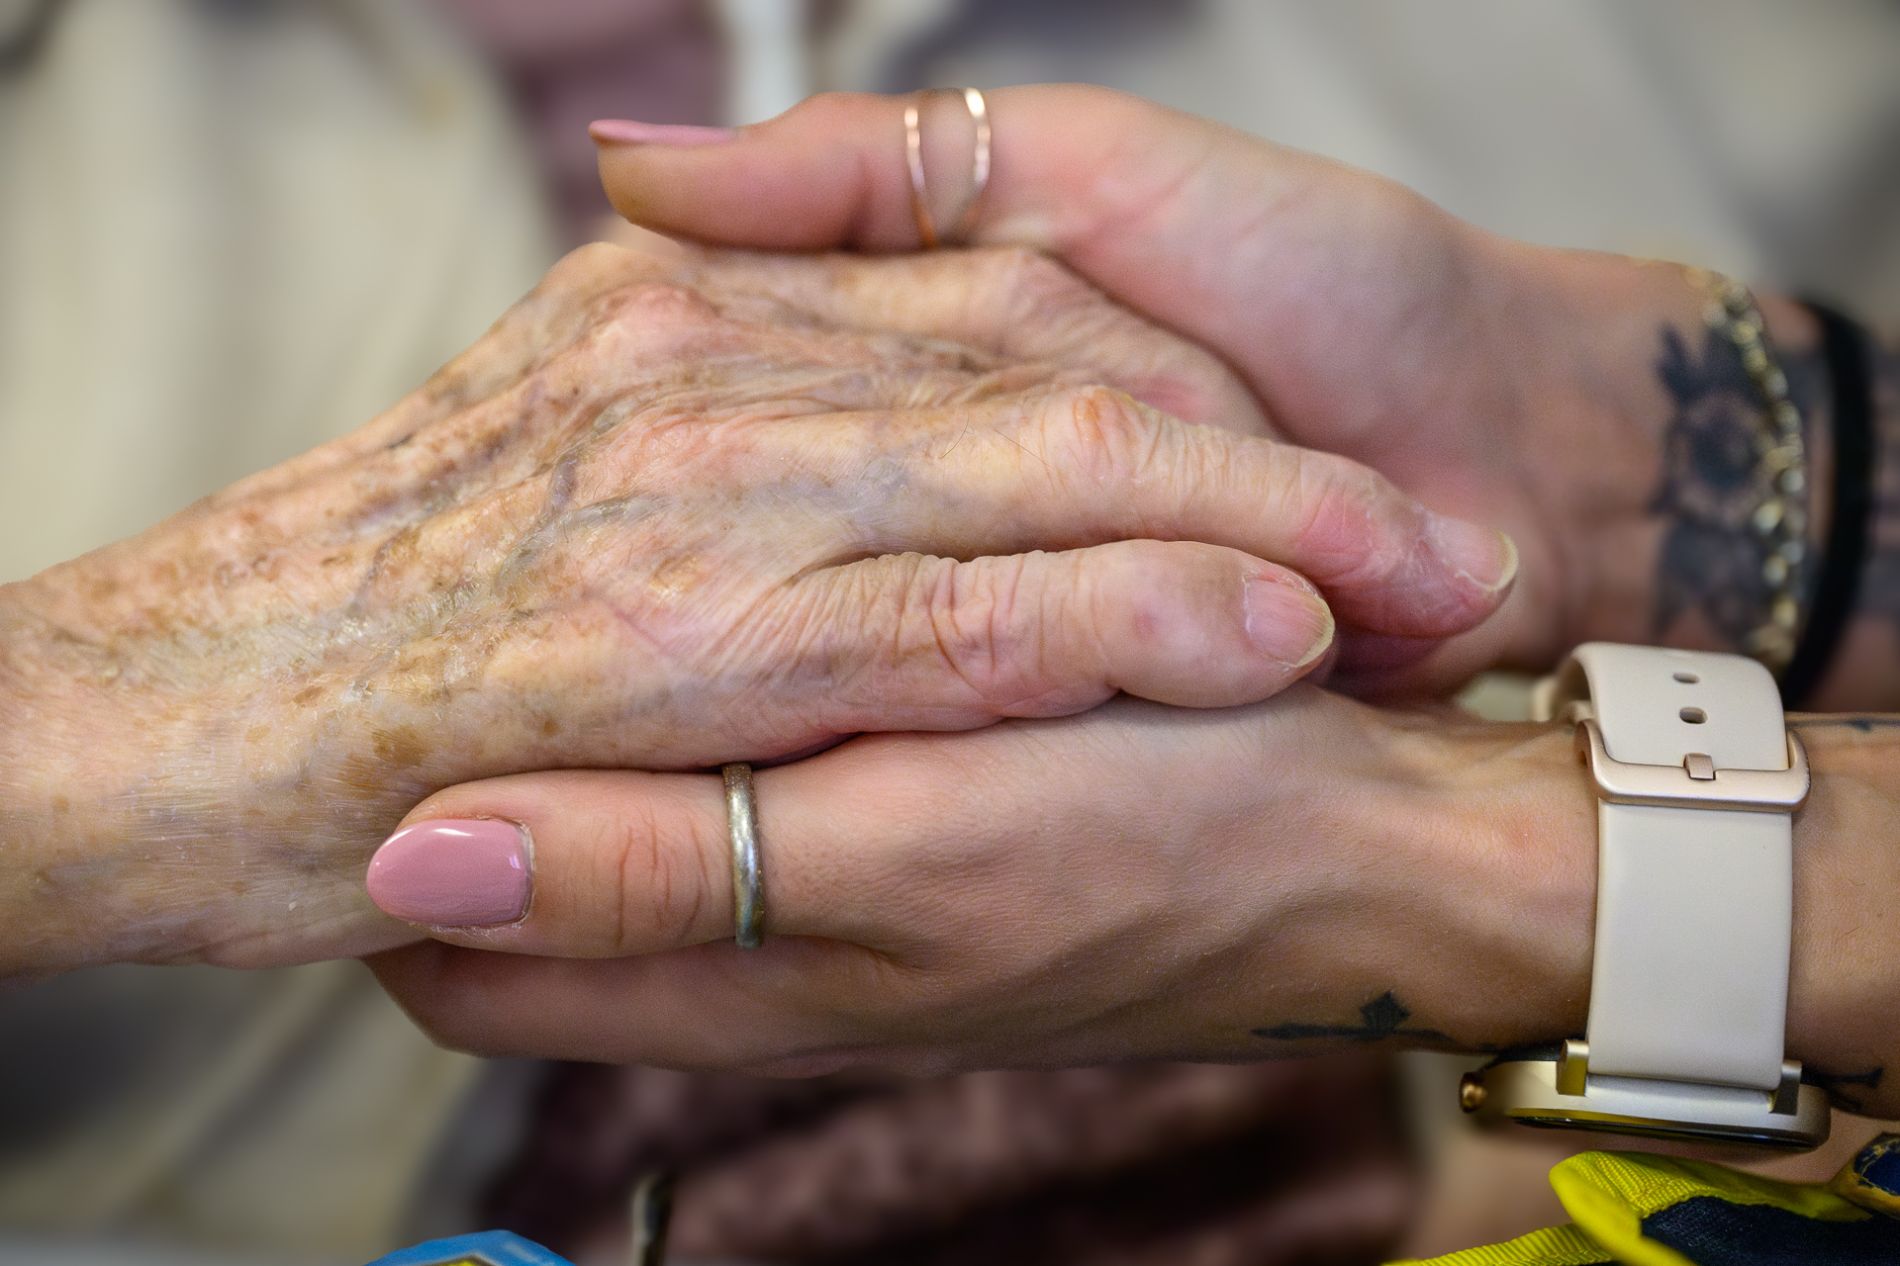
723;763;763;949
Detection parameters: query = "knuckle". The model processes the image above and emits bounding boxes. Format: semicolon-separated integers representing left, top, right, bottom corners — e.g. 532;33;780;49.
1042;384;1164;488
541;241;642;294
981;245;1091;310
604;794;720;953
879;553;1039;708
562;281;726;382
782;90;876;132
907;554;1005;697
1165;354;1265;434
1283;449;1416;586
598;280;722;339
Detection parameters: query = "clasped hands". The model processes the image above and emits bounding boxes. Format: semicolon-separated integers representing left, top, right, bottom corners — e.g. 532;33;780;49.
4;86;1651;1075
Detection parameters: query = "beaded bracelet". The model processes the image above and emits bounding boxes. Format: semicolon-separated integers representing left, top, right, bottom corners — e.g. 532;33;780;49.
1684;267;1809;671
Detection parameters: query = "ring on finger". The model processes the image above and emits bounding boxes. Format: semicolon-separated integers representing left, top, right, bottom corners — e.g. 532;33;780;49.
903;86;991;250
723;763;764;949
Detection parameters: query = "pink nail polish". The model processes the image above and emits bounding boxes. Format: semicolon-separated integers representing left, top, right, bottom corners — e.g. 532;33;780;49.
587;119;737;146
366;819;531;927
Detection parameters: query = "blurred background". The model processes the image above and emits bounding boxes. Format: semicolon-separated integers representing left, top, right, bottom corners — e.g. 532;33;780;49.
1;2;1895;1263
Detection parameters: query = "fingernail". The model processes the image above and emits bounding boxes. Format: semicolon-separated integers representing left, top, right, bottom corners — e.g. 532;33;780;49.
1428;517;1518;594
366;819;531;928
588;119;737;146
1244;573;1336;668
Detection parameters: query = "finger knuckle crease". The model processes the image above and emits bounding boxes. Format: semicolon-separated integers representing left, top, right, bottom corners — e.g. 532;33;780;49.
1049;385;1156;487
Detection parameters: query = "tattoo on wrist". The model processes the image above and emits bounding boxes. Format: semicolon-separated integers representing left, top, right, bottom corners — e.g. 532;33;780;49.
1805;1063;1884;1115
1253;991;1452;1045
1649;323;1823;650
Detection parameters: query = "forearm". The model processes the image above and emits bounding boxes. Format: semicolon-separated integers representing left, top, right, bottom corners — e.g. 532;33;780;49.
1519;242;1900;707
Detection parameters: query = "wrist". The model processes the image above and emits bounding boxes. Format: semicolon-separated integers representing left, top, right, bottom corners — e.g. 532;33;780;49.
0;581;258;974
1376;712;1595;1051
1394;706;1900;1119
1499;241;1833;661
0;585;113;974
1499;242;1705;653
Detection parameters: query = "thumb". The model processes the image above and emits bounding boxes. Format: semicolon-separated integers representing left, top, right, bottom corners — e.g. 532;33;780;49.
590;85;1343;388
363;766;798;957
362;741;942;959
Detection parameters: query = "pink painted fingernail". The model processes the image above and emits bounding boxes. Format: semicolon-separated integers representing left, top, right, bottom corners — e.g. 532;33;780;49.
1243;573;1336;668
588;119;737;146
366;819;531;927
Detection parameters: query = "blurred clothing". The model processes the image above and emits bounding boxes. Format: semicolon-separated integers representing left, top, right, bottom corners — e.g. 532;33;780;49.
0;0;557;582
477;1060;1412;1265
434;0;722;242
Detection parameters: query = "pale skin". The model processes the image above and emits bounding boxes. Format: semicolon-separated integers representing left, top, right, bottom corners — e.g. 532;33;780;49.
0;234;1516;977
364;86;1900;1120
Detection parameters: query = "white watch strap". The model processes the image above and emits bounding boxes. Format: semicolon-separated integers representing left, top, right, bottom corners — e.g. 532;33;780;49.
1570;643;1794;1092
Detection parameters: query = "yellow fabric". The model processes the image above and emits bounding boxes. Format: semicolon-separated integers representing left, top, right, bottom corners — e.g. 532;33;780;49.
1400;1148;1880;1266
1392;1222;1612;1265
1553;1150;1874;1232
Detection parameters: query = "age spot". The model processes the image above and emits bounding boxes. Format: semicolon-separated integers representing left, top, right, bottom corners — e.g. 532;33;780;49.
372;725;428;768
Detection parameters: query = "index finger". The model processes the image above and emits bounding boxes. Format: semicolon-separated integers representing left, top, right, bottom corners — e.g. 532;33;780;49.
593;85;1224;258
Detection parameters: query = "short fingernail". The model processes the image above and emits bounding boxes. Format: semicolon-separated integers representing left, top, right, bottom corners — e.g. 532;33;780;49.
588;119;737;146
1428;516;1518;594
366;819;531;927
1244;573;1336;668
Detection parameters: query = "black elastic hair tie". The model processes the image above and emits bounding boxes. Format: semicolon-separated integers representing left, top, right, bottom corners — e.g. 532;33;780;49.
1779;300;1876;708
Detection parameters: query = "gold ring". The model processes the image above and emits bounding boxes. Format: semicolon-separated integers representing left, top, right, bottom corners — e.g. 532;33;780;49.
903;87;991;249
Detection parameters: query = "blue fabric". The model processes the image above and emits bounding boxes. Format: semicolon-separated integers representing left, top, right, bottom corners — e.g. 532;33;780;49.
1642;1196;1900;1265
365;1229;576;1266
1854;1142;1900;1199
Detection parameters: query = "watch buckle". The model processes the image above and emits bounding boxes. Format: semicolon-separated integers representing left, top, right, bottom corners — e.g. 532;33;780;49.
1556;1037;1589;1095
1552;1039;1800;1109
1575;719;1810;813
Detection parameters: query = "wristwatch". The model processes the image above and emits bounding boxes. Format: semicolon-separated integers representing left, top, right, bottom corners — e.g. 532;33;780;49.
1461;642;1831;1149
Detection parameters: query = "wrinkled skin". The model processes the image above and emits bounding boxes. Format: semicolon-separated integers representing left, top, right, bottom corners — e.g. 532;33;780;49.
0;243;1510;975
596;85;1710;685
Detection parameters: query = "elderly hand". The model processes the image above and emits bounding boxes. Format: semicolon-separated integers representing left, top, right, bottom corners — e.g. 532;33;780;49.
594;85;1804;690
368;689;1594;1073
0;241;1512;976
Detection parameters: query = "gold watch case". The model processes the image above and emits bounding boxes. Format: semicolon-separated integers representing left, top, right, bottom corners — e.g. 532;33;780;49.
1461;1039;1832;1151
